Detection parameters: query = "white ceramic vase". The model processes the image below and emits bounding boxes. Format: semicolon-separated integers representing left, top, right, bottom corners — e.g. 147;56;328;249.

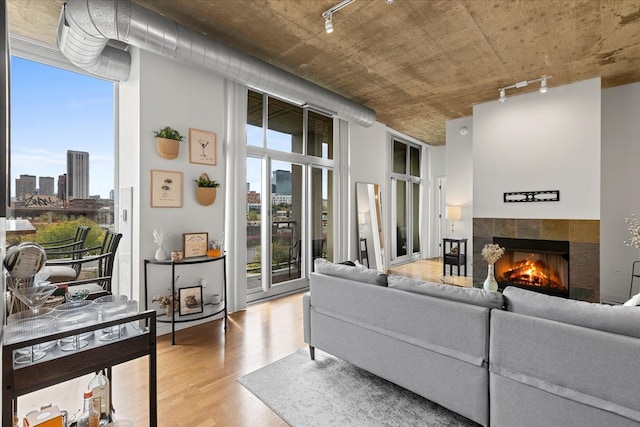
483;263;499;292
155;246;168;261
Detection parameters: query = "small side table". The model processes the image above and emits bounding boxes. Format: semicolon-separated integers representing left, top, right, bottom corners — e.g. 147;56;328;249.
443;238;467;277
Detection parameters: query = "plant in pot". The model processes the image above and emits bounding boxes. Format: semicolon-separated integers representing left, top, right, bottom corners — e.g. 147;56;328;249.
152;291;178;317
153;126;184;160
194;173;220;206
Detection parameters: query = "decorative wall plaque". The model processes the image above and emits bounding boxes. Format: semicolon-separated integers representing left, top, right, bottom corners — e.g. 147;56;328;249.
503;190;560;203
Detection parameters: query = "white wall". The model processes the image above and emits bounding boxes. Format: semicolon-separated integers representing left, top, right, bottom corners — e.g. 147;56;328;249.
601;82;640;303
473;78;601;220
428;145;446;257
120;49;226;334
349;122;389;263
445;117;473;272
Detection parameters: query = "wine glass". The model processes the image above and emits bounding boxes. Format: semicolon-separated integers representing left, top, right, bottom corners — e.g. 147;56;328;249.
54;300;96;349
54;302;99;351
94;295;129;341
10;283;58;317
6;307;56;364
7;284;59;363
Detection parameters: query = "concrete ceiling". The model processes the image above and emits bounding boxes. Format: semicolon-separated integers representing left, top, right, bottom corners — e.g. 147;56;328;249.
7;0;640;145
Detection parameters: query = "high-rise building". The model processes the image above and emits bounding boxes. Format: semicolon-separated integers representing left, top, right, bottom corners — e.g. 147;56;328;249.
271;170;291;195
15;174;36;199
57;174;67;201
39;176;55;195
67;150;90;199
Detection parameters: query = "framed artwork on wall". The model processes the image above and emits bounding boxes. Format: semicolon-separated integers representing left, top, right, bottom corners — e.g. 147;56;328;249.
189;128;216;165
151;170;183;208
183;232;208;258
179;285;203;316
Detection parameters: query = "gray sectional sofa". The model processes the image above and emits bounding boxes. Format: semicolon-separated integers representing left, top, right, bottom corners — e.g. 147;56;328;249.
302;258;640;427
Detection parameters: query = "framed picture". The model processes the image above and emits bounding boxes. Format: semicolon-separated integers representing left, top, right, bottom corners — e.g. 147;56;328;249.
189;128;216;165
178;285;203;316
151;170;183;208
183;232;208;258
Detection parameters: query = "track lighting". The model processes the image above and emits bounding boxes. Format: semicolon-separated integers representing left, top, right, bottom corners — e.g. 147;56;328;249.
539;78;548;93
323;0;393;33
499;88;506;102
498;75;552;102
324;13;334;33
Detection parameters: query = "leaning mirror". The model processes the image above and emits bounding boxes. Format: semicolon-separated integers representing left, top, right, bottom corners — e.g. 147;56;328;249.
356;183;385;272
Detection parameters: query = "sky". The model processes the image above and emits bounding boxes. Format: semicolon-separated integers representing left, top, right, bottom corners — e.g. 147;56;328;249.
10;56;114;199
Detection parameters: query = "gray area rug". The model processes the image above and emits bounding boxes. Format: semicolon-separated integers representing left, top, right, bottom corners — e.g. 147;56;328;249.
238;348;479;426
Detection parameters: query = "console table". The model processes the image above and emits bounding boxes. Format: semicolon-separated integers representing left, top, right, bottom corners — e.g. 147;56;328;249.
443;237;467;277
144;255;227;345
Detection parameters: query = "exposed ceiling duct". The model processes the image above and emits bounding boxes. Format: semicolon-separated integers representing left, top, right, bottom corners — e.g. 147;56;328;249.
56;0;376;127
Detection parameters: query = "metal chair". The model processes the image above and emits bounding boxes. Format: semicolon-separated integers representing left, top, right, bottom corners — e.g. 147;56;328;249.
40;225;91;260
45;230;122;294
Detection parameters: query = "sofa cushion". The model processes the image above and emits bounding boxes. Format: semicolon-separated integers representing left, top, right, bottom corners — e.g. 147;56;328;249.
503;286;640;339
314;258;388;286
387;275;504;309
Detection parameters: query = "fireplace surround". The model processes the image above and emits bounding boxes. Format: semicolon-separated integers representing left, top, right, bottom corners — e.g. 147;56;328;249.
473;218;599;302
493;237;569;298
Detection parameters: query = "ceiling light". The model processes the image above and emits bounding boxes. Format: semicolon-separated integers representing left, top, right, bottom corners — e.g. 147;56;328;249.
539;78;548;93
385;0;395;3
499;88;506;102
322;0;356;34
324;13;334;33
497;75;552;102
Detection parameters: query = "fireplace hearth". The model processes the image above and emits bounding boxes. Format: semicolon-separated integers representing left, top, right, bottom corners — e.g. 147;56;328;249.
494;237;569;298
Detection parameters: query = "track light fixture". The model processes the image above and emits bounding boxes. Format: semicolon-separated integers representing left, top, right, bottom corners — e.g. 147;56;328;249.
498;75;553;102
539;77;548;93
322;0;393;34
324;13;334;33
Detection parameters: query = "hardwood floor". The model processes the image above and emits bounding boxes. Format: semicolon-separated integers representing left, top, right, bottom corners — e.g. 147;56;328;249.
18;294;304;427
388;257;473;288
16;258;471;426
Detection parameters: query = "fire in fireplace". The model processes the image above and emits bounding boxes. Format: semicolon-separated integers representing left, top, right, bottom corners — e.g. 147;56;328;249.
493;237;569;298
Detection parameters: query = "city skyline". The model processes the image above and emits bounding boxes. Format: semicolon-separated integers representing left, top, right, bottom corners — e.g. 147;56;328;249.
11;56;114;199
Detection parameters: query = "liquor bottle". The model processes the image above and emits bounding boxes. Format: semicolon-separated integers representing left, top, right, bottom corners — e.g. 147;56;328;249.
88;370;110;425
77;390;100;427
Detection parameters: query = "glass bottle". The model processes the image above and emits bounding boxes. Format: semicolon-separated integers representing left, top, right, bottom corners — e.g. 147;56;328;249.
88;370;110;425
77;390;100;427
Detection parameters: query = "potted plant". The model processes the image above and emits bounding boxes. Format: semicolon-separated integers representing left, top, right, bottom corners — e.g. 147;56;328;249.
194;173;220;206
152;291;178;316
153;126;184;159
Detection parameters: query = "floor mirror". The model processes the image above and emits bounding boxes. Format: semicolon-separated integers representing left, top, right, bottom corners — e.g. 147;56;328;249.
356;183;385;272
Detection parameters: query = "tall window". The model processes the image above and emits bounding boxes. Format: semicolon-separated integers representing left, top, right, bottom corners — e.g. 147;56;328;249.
246;90;334;301
390;138;422;264
8;56;115;246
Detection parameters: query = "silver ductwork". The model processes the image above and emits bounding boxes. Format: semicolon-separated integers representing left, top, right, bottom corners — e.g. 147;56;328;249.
57;0;376;127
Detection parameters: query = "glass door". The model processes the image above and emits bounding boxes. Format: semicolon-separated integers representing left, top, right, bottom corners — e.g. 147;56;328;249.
271;160;303;285
390;139;422;264
245;90;336;301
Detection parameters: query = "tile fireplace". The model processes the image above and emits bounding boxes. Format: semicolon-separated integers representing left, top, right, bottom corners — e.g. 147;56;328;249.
473;218;599;302
493;237;569;298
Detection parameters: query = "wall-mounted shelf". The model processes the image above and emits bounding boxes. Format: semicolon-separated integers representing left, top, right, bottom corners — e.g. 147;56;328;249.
144;255;227;345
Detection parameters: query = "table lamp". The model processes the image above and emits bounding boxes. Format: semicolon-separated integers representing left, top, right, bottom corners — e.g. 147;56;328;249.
446;206;462;236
